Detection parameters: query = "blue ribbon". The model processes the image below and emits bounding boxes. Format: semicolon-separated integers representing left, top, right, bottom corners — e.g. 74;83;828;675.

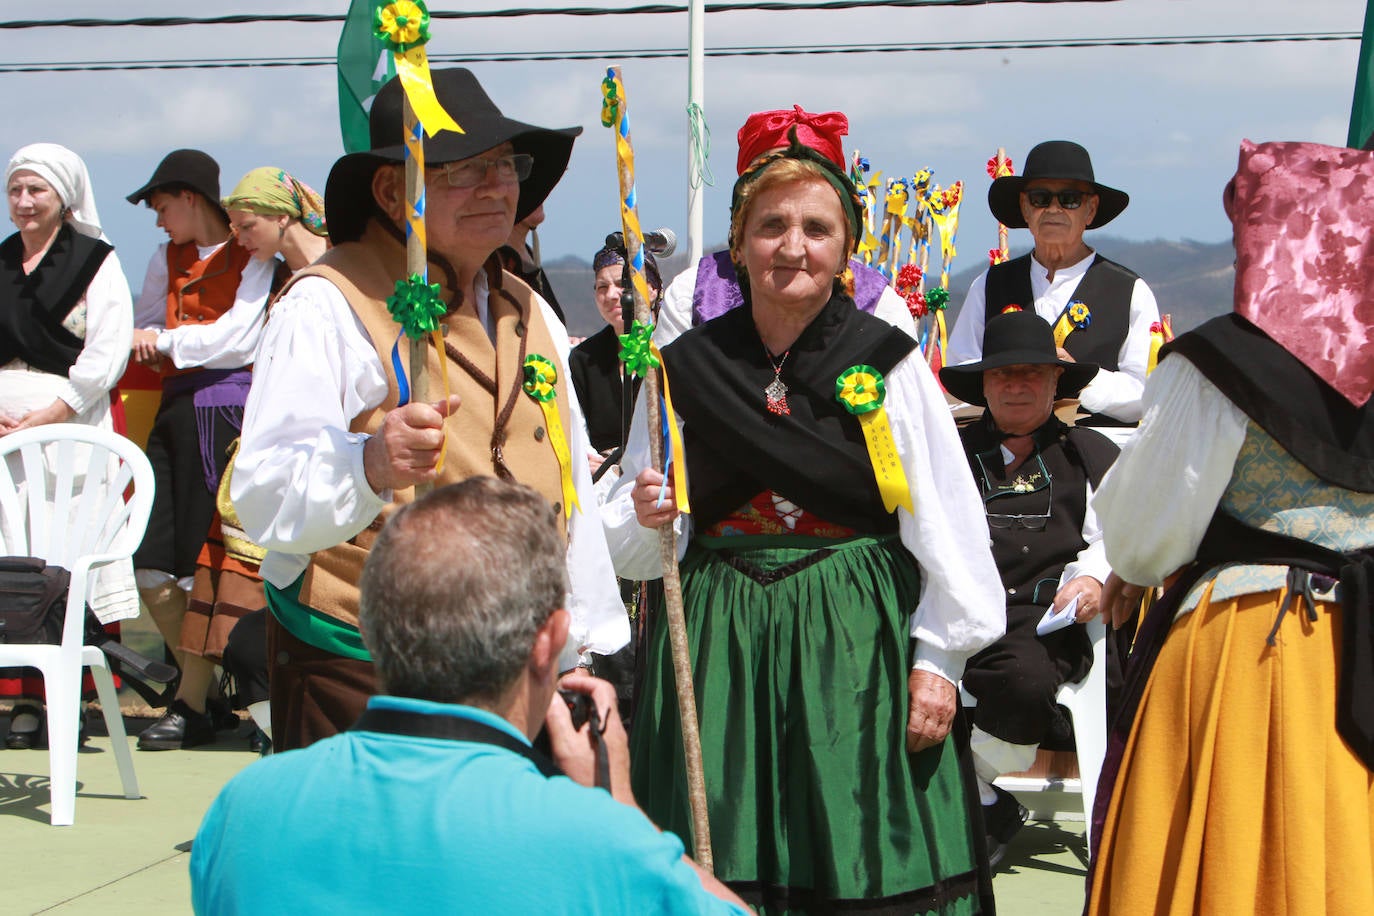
391;329;410;407
656;392;672;508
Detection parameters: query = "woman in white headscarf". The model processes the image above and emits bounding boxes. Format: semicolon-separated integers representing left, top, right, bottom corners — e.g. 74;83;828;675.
1;142;135;749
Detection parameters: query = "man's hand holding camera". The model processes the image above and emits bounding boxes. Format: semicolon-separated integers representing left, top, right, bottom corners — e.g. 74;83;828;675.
545;673;635;808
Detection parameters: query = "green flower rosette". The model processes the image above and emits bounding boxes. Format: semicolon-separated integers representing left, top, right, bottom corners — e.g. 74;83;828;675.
387;273;446;340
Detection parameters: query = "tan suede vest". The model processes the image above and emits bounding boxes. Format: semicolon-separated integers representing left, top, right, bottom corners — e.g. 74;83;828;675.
287;226;572;628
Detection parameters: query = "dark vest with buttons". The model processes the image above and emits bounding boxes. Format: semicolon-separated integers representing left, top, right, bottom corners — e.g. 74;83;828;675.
960;415;1118;609
984;252;1138;428
278;226;570;630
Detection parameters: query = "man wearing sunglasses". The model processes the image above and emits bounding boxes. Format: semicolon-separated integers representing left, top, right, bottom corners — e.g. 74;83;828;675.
940;310;1119;867
231;69;629;751
947;140;1160;446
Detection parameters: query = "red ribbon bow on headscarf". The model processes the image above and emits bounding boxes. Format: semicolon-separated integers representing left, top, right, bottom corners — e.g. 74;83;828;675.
736;105;849;175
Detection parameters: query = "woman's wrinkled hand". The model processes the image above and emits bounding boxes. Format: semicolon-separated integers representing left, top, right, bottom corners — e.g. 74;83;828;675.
906;668;956;754
1101;571;1147;629
632;467;678;529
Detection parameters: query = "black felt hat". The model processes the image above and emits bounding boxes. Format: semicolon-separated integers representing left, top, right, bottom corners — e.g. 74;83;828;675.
325;68;582;243
987;140;1129;231
939;309;1099;407
126;149;225;215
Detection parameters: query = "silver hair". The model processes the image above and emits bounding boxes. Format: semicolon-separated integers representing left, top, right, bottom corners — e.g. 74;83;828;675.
358;477;568;705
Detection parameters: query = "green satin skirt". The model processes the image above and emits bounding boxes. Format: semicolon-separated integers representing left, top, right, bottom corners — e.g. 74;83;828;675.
631;535;984;915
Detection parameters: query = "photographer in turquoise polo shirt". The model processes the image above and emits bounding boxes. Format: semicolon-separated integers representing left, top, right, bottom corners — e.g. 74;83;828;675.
191;477;747;915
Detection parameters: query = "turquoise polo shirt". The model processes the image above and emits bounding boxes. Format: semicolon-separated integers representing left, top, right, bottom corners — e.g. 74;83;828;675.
190;696;746;916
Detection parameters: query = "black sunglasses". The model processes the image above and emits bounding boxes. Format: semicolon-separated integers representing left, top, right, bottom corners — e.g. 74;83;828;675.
1023;188;1091;210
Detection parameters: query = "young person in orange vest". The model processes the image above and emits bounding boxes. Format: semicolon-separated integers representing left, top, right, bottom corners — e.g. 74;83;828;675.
126;149;275;750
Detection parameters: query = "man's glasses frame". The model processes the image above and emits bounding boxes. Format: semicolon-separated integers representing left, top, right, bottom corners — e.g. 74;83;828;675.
1022;188;1092;211
432;153;534;189
977;453;1053;531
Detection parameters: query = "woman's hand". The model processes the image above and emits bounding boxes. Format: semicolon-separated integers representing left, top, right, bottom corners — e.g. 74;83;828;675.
632;467;678;529
906;669;956;753
1053;575;1104;623
0;399;76;437
1101;571;1147;629
131;328;162;367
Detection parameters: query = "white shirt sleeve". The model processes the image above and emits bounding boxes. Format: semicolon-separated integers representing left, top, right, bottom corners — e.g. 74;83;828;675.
654;263;698;348
529;294;632;667
873;284;918;339
1077;277;1160;422
1092;356;1248;586
1060;480;1110;586
231;277;392;585
886;354;1006;684
59;251;133;415
601;390;692;580
134;246;169;331
156;256;275;370
946;270;990;366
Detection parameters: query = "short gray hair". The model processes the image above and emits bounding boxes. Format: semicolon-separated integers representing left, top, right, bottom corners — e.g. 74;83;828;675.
358;477;568;705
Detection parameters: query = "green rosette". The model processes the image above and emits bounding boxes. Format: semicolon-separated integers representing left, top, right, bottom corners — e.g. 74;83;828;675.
387;273;446;340
522;354;558;402
835;365;887;415
925;286;950;311
617;320;660;377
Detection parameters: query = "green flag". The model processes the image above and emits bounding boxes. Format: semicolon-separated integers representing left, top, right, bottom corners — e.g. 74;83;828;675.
337;0;395;154
1350;0;1374;148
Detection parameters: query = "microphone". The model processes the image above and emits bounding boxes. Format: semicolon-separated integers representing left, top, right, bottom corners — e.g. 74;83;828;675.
603;228;677;257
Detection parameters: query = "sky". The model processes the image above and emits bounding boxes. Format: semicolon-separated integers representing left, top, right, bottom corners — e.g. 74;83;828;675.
2;0;1367;292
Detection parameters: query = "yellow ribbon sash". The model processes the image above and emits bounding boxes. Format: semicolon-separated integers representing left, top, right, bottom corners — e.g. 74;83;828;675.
651;341;690;515
835;366;913;514
374;1;463;138
1052;300;1092;349
522;355;580;519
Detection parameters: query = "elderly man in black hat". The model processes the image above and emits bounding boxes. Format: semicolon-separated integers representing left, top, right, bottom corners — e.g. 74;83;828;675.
947;140;1160;447
231;69;628;751
940;310;1119;867
125;148;276;750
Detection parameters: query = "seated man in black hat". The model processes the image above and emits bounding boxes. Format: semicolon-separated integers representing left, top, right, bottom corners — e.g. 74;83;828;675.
948;140;1161;447
125;148;276;750
940;310;1119;866
231;69;628;752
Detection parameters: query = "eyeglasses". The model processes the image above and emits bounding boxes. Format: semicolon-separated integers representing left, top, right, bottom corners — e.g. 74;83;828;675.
1023;188;1091;210
432;153;534;189
978;453;1053;530
986;510;1051;530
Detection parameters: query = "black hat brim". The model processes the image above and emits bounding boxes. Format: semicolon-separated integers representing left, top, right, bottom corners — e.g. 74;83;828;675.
987;175;1129;231
325;115;582;244
939;349;1099;407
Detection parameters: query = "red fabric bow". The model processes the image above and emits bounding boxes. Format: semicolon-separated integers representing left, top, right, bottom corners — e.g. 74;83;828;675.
736;106;849;175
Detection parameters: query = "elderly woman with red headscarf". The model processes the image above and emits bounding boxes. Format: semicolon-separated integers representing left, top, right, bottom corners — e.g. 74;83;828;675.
1086;140;1374;914
603;109;1003;914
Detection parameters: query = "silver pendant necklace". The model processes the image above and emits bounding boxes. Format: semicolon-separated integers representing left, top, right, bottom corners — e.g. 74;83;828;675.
764;347;791;416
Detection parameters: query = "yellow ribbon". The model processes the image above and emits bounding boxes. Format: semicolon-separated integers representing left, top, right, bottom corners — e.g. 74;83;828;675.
650;341;690;515
396;46;463;137
522;356;580;519
857;409;913;514
431;327;451;472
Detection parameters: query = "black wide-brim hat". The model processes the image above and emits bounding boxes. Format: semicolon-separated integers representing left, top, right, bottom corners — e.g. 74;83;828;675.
987;140;1129;231
126;149;227;218
939;309;1099;407
326;68;582;243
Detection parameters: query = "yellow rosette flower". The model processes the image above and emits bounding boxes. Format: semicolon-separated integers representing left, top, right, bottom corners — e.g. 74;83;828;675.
522;355;580;519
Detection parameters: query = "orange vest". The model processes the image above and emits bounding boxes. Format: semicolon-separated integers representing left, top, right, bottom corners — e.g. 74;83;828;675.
164;240;253;324
280;226;573;628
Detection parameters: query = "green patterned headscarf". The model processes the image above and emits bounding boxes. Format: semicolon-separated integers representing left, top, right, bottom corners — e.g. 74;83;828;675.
223;167;328;237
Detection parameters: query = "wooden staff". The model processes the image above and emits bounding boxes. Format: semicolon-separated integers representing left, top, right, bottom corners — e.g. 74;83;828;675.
403;99;432;496
604;66;713;870
995;147;1011;262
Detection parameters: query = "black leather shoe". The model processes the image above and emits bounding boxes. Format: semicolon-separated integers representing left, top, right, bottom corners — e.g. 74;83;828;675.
137;699;216;751
984;785;1029;869
5;704;44;750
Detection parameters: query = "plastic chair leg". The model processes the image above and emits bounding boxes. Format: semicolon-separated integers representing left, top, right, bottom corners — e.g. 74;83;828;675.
88;653;140;800
43;664;82;827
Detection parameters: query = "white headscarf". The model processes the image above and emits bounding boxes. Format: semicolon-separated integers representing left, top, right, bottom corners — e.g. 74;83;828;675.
6;142;106;241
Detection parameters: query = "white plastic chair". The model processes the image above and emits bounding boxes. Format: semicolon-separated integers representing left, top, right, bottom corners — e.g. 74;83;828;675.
961;616;1108;846
0;425;153;826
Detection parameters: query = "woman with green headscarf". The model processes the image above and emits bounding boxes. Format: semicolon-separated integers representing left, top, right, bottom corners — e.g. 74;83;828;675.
223;167;328;279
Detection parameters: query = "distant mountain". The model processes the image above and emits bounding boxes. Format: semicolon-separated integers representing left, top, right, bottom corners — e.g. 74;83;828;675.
545;237;1236;339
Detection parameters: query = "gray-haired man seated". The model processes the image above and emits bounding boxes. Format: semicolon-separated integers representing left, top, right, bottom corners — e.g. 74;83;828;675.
190;477;747;915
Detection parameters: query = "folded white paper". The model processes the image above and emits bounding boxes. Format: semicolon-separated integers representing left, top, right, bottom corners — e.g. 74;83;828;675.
1036;595;1078;636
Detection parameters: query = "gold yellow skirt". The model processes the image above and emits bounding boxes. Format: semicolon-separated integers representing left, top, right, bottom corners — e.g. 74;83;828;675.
1089;581;1374;915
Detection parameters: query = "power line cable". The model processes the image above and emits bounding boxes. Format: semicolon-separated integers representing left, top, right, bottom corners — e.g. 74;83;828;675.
0;1;1124;30
0;32;1357;73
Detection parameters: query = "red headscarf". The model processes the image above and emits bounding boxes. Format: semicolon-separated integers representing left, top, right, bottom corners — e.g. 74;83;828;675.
735;106;848;176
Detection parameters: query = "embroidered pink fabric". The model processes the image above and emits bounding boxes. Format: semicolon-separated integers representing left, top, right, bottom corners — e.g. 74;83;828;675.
1225;139;1374;406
